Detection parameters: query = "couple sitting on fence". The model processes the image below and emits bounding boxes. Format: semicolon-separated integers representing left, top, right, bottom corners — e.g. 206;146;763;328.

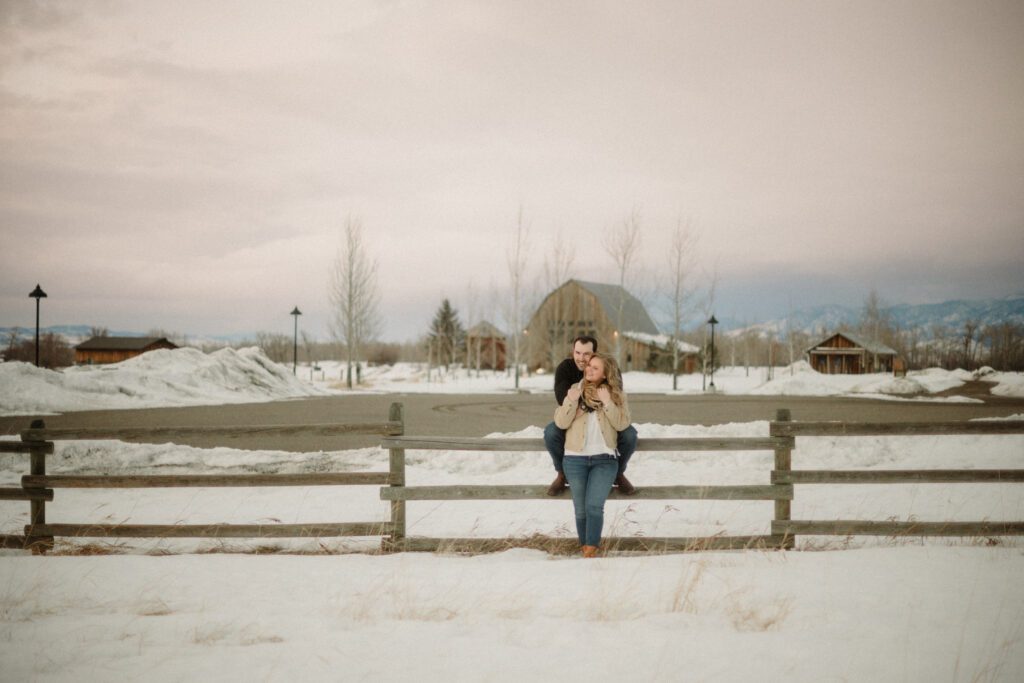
543;335;638;559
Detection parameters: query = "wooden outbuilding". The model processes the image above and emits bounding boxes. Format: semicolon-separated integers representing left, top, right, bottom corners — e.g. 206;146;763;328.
526;279;696;372
806;332;898;374
74;336;178;365
465;321;507;371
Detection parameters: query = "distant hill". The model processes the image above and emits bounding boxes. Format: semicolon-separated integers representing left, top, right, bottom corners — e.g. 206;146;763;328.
726;295;1024;338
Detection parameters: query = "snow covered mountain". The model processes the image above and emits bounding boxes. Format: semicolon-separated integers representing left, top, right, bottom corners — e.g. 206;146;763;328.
726;295;1024;337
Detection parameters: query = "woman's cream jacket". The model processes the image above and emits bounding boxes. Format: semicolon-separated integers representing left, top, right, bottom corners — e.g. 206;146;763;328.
553;381;631;453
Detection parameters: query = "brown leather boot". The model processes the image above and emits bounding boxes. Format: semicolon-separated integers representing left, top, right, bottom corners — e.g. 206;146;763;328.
614;473;636;495
581;545;598;558
546;472;567;496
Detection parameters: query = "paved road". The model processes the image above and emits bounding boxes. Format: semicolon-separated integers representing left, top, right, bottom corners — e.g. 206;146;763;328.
2;390;1021;452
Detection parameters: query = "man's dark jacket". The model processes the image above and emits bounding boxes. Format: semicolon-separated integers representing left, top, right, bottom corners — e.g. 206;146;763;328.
553;358;583;405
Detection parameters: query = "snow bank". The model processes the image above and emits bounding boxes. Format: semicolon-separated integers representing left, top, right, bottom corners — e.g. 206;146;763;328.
987;372;1024;398
0;347;328;415
4;350;1020;414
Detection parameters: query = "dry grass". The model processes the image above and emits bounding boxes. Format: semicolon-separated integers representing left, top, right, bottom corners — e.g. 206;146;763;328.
669;560;706;614
725;592;794;632
50;540;127;556
136;599;173;617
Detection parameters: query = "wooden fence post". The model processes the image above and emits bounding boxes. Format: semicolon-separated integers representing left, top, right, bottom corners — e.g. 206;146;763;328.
26;419;53;554
387;402;406;550
773;409;795;550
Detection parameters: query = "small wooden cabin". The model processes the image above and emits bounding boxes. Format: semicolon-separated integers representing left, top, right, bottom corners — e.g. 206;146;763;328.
465;321;507;371
806;332;897;374
74;336;178;365
621;331;701;374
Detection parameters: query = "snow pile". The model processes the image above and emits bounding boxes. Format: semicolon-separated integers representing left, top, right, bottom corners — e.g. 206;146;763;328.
0;347;328;415
986;372;1024;398
748;363;978;399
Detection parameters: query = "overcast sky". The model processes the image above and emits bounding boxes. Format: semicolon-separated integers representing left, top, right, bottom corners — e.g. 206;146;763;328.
2;0;1022;342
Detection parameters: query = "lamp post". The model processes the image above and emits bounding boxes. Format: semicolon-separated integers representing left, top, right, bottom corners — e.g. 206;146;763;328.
707;314;719;391
290;306;302;375
29;284;47;367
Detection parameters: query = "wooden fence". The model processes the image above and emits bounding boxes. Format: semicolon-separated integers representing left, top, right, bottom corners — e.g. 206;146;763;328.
769;411;1024;539
2;405;405;553
3;405;1022;554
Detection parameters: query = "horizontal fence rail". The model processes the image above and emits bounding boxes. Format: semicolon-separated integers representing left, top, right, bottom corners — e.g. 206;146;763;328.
380;484;792;501
380;436;791;452
0;487;53;501
773;470;1024;484
27;522;393;539
770;420;1024;437
1;441;54;454
21;421;404;443
395;535;776;554
23;472;392;488
773;521;1024;537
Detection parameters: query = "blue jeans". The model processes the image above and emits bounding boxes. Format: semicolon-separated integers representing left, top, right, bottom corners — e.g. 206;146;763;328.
544;422;636;475
562;454;618;547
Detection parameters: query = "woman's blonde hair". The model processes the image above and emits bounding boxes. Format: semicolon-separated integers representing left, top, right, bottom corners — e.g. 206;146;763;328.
581;352;625;409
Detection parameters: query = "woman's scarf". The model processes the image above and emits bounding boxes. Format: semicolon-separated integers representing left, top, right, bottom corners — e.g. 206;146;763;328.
580;381;603;412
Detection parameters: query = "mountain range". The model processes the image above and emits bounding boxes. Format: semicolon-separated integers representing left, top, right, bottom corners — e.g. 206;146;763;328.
3;295;1023;345
722;295;1024;338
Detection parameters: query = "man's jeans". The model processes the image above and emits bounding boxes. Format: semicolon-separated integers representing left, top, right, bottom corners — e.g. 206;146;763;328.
562;454;618;546
544;421;637;476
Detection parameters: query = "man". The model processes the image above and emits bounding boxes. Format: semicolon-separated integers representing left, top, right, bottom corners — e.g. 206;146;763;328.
543;335;638;496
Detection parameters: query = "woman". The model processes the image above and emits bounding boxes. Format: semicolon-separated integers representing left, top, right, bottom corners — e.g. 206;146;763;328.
553;352;631;558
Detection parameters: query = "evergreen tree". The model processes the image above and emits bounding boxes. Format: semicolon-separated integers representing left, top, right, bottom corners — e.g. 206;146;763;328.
428;299;465;370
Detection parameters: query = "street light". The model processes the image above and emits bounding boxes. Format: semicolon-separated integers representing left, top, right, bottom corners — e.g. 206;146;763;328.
290;306;302;375
29;284;47;367
707;314;719;391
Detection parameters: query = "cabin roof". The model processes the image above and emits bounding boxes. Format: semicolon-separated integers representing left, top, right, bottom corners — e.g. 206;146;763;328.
466;321;506;339
806;331;897;356
75;336;178;351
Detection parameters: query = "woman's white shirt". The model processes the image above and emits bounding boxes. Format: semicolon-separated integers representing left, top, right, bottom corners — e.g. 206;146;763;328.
564;410;616;457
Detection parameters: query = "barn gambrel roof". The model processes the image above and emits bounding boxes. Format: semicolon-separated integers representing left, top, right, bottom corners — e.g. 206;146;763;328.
571;279;660;335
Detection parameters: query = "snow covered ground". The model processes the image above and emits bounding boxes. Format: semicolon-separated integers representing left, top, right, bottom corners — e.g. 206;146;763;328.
1;349;1023;680
6;346;1021;417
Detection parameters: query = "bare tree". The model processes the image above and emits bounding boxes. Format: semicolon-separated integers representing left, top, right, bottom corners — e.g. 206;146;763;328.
960;320;981;370
464;279;480;377
604;206;642;365
665;217;699;390
541;232;576;369
505;207;530;388
329;215;382;388
256;332;292;363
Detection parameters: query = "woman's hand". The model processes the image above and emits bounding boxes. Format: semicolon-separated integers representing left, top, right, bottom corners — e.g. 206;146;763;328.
596;386;611;405
567;385;582;402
